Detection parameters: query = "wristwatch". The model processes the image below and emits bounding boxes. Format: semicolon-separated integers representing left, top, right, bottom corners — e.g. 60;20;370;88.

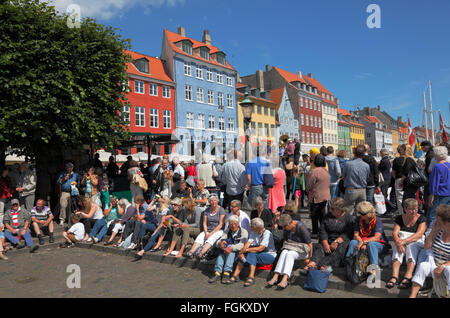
333;239;339;244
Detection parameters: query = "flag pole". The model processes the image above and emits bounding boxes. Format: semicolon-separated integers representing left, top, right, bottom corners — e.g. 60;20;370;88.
423;91;429;141
429;81;435;145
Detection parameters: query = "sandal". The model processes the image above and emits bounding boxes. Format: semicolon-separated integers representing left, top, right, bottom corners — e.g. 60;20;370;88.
398;277;412;289
184;252;194;259
225;276;240;285
385;276;399;289
150;247;162;253
244;278;255;287
266;277;278;288
276;281;289;290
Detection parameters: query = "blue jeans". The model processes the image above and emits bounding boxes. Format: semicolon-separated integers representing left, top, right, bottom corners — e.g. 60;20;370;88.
346;240;384;265
143;229;161;252
427;195;450;227
139;223;157;241
366;187;375;205
4;229;34;247
247;185;268;209
215;251;237;273
243;252;275;266
90;218;111;241
330;183;338;200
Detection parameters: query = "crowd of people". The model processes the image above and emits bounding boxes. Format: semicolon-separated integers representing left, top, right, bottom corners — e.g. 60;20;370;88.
0;140;449;298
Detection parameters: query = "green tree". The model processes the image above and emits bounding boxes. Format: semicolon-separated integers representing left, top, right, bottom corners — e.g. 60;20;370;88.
0;0;131;199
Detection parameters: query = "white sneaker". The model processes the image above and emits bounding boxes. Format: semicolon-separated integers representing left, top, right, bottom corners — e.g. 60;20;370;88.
93;237;99;243
127;243;136;250
87;237;93;243
59;221;65;226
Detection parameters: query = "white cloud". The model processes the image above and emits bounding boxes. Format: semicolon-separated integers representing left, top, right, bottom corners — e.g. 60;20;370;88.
41;0;185;20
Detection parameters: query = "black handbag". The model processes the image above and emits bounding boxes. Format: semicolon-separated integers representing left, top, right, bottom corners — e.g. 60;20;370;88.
405;165;428;187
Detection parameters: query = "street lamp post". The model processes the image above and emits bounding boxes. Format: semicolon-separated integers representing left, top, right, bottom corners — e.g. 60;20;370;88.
240;93;254;164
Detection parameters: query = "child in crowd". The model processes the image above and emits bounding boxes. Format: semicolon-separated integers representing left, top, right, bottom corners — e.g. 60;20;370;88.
60;214;85;248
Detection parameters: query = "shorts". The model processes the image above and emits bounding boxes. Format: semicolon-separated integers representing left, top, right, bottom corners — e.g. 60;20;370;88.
295;190;301;198
67;233;80;243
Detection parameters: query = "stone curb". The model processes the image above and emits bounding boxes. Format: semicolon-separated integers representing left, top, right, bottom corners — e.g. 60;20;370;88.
74;242;406;298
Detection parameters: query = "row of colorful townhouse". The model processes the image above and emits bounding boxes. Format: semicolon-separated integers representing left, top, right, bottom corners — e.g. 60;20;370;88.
119;27;436;161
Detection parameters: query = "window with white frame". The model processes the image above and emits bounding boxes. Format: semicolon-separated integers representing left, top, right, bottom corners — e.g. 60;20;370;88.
135;106;145;127
218;92;224;108
314;101;317;111
310;115;314;127
197;87;204;103
184;62;192;76
185;85;193;101
315;117;318;128
318;119;321;128
135;80;144;94
122;106;130;125
208;90;214;105
196;66;203;79
218;117;225;131
149;108;158;128
301;114;304;125
149;83;158;96
227;94;233;108
226;76;233;86
186;112;194;128
319;134;322;144
307;132;310;144
305;115;309;126
227;118;234;131
198;114;205;129
302;131;305;143
206;68;213;82
163;86;171;98
163;110;171;129
208;116;215;129
265;124;270;137
294;120;299;129
300;97;303;107
258;123;263;136
271;125;275;137
182;41;193;55
217;73;223;84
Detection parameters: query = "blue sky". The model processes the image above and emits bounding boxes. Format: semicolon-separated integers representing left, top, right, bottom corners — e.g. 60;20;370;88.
47;0;450;129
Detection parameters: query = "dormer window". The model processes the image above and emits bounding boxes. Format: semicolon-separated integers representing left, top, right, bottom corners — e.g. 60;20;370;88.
314;88;318;94
182;41;193;55
216;52;226;65
133;58;149;74
200;47;210;60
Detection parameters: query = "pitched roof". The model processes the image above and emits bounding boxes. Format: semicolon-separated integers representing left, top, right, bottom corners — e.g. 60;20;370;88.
273;66;306;85
269;87;286;108
338;108;352;117
236;82;248;88
125;50;173;83
365;115;381;124
236;91;277;105
338;120;351;126
302;75;337;106
164;29;235;71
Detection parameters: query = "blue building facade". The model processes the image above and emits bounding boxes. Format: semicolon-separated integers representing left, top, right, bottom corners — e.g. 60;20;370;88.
161;28;238;162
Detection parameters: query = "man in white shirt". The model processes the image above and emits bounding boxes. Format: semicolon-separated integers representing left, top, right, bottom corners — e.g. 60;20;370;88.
61;214;85;247
224;200;251;233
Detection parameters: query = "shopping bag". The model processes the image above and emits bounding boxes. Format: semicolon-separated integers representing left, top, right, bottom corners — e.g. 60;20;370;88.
304;269;330;293
374;187;386;215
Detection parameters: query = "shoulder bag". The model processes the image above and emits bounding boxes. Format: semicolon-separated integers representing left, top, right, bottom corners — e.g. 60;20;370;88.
281;239;310;255
405;162;428;187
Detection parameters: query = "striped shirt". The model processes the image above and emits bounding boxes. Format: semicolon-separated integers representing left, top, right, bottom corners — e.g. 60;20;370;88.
31;206;52;221
11;211;19;228
432;230;450;263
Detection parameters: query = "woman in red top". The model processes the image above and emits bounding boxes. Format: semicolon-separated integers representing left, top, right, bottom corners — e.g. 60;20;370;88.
187;160;198;183
0;167;14;218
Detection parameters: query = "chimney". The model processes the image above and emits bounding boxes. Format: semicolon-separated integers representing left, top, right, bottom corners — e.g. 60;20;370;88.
265;65;271;72
297;71;302;78
202;30;212;45
336;98;340;106
377;105;381;111
236;73;241;83
256;70;264;92
307;73;313;78
177;26;185;37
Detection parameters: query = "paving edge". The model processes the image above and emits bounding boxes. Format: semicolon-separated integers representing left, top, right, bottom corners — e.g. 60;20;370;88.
74;242;403;298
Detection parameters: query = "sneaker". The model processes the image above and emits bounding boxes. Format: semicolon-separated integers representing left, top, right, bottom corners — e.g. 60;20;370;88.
29;245;39;253
87;237;93;243
49;234;55;243
0;254;8;260
38;235;44;245
208;273;222;284
93;237;99;244
68;243;75;248
59;220;65;226
127;243;137;250
16;241;26;249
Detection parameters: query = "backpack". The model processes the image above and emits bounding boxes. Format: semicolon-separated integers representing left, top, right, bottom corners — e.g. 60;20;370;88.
344;249;370;285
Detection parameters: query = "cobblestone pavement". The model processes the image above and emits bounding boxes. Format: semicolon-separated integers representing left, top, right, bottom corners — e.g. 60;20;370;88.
0;247;374;298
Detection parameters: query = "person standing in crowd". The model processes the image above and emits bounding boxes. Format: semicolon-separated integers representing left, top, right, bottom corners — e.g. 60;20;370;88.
0;167;14;222
186;160;198;184
342;145;370;216
325;146;341;200
220;151;246;210
197;154;218;192
96;168;109;209
16;162;36;211
30;199;55;244
421;141;434;216
268;166;286;214
308;148;320;171
119;156;133;176
93;153;103;170
285;139;295;161
306;154;330;238
57;162;80;226
427;143;450;174
127;160;144;204
284;158;295;201
8;164;20;191
81;167;101;207
3;199;39;253
428;146;450;227
172;156;185;185
279;143;286;168
378;149;395;214
336;150;348;198
246;155;273;208
106;156;119;179
409;204;450;298
363;145;379;206
396;145;420;204
293;138;301;166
